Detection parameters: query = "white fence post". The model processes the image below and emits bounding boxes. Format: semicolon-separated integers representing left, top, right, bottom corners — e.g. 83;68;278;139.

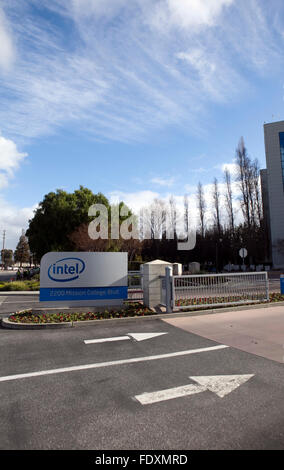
265;272;269;301
165;266;173;313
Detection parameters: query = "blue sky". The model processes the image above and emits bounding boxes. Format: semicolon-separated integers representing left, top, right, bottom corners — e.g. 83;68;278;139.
0;0;284;249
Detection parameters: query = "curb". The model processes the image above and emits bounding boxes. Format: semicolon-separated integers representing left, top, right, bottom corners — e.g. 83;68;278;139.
0;291;39;296
1;317;72;330
2;300;284;329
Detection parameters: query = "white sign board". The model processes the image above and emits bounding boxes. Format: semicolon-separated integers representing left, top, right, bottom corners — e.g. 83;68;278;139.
239;248;248;258
40;252;128;306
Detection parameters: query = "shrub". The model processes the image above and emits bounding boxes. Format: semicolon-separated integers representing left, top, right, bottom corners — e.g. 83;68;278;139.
0;280;39;291
8;302;153;323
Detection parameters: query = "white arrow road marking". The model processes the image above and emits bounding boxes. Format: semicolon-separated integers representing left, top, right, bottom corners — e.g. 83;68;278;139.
135;384;207;405
135;374;254;405
84;332;168;344
128;332;168;342
189;374;255;398
0;344;228;383
0;296;7;305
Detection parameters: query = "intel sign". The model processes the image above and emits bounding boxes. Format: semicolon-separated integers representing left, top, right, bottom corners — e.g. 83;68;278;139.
48;258;86;282
40;252;128;306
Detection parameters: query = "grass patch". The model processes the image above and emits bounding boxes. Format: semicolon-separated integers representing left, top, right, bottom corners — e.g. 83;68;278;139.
7;302;153;324
0;280;39;291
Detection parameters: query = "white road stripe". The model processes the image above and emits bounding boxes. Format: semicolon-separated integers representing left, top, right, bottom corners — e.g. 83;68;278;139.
0;297;7;305
85;336;130;344
0;344;228;383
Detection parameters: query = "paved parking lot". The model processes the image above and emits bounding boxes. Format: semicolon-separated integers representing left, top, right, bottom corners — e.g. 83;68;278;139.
0;316;284;450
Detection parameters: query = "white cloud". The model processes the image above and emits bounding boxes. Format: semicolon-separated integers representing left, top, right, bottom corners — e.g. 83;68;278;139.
221;162;239;176
150;176;176;187
0;135;27;188
0;198;36;250
151;0;234;31
0;134;32;249
0;7;14;71
109;190;160;213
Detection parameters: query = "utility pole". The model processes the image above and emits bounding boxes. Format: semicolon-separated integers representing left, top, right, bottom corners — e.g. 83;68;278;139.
2;230;6;251
1;230;6;269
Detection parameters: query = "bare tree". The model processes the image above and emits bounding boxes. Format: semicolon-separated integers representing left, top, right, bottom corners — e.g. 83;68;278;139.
235;137;253;229
224;168;235;233
251;158;263;226
236;138;263;230
184;194;189;237
212;177;222;236
168;196;177;240
197;182;206;237
140;199;167;240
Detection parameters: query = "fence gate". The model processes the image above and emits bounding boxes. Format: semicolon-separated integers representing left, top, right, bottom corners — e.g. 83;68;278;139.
127;271;144;302
170;271;269;311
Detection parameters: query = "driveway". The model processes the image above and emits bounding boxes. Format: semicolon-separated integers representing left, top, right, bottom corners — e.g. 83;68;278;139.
0;317;284;449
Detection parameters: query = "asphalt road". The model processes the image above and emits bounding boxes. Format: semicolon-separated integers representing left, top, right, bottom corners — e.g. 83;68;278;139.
0;316;284;450
0;294;49;315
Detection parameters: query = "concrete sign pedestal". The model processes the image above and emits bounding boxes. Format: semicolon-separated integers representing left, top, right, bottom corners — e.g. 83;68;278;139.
143;259;172;309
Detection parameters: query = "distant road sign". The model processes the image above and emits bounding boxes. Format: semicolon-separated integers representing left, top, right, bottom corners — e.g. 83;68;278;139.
239;248;248;258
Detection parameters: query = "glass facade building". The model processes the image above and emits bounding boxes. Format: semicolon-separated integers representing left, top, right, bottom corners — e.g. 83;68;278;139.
280;132;284;188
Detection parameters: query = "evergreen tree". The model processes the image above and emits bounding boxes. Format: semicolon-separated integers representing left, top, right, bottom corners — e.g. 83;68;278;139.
14;231;30;267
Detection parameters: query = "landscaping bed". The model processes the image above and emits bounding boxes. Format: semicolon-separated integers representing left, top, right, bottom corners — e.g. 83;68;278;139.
3;294;284;327
0;280;39;291
175;292;284;309
6;302;153;324
269;293;284;302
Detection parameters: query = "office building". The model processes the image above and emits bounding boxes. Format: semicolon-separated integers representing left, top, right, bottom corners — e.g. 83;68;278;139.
263;120;284;268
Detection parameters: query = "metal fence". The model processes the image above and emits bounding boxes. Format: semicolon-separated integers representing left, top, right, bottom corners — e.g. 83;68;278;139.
171;272;269;311
127;271;143;301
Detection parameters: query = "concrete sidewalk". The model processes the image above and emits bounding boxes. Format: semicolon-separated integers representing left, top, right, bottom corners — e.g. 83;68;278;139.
164;304;284;364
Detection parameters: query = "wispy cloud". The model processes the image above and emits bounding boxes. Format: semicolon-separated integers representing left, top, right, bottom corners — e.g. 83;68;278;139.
0;0;283;144
0;6;14;71
150;176;176;187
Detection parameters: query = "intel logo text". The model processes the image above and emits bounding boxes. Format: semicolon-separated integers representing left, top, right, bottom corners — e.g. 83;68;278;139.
48;258;85;282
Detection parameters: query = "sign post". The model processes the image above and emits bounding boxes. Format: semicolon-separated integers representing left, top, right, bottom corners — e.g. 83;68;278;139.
239;247;248;271
40;252;128;307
